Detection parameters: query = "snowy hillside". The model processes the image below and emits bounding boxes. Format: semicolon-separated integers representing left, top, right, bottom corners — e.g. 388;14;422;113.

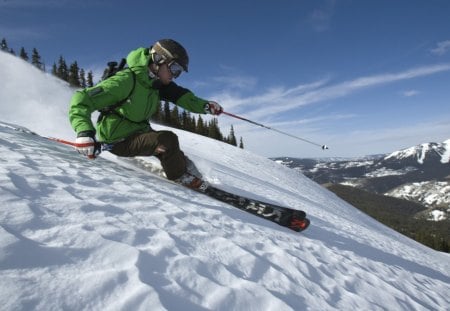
386;181;450;209
2;122;450;311
1;51;450;310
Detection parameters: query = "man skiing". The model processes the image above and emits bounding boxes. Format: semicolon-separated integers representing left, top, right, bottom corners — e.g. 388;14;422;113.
68;38;310;232
69;39;223;189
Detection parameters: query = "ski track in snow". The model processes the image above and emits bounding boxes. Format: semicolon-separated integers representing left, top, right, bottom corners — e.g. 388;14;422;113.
0;51;449;310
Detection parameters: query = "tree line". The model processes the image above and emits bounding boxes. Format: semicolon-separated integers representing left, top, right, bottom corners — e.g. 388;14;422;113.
1;38;244;148
1;38;94;88
152;102;243;148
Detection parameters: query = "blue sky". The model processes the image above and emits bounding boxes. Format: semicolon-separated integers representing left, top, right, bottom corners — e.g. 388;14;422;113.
2;0;450;158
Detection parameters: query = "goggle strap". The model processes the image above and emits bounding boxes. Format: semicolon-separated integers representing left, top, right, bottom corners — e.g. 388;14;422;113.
151;42;174;63
152;53;168;65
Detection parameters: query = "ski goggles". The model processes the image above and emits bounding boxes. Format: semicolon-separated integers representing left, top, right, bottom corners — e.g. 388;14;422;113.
167;60;183;78
152;53;184;78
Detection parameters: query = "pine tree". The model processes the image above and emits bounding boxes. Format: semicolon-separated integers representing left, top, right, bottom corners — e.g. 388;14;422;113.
239;137;244;149
207;118;223;141
191;115;197;132
227;125;237;146
182;111;195;132
79;68;87;88
51;63;58;76
0;38;8;51
19;47;29;61
197;115;206;136
170;105;181;128
181;111;189;131
87;71;94;87
151;101;163;123
68;61;81;87
163;101;171;125
31;48;44;70
57;56;69;81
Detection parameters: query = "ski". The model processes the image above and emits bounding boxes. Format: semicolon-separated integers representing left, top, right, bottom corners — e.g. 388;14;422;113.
111;157;311;233
199;184;310;232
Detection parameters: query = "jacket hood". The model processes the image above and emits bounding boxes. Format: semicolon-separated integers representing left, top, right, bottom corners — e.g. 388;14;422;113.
126;47;151;68
126;47;154;87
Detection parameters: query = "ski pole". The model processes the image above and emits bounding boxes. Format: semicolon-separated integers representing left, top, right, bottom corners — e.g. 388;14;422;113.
222;111;329;150
46;137;91;148
46;137;100;159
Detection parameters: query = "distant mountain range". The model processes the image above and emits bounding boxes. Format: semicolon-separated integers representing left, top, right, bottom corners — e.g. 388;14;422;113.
273;139;450;221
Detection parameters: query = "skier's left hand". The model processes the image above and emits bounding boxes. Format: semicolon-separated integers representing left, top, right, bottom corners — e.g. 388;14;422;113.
205;101;223;115
75;131;101;159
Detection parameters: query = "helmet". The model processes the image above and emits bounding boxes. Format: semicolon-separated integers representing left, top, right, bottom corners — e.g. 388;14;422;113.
150;39;189;72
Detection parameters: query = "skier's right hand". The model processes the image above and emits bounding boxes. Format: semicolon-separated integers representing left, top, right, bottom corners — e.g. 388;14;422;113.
75;131;100;159
204;101;223;115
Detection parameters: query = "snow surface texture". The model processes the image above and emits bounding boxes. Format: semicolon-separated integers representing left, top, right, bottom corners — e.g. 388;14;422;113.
1;51;450;310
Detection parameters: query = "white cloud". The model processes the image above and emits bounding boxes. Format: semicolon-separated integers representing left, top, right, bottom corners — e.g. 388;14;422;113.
334;119;450;153
212;63;450;120
266;113;356;128
237;115;450;158
430;40;450;56
307;0;336;32
209;63;450;157
402;90;420;97
212;75;258;91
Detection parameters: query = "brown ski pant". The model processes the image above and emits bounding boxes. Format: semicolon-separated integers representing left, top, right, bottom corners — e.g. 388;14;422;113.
110;130;187;180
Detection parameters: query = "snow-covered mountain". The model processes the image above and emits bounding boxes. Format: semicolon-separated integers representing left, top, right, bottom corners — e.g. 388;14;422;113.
385;140;450;165
386;181;450;210
1;51;450;310
274;140;450;219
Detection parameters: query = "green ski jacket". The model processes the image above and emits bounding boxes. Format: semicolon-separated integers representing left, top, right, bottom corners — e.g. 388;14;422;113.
69;47;208;143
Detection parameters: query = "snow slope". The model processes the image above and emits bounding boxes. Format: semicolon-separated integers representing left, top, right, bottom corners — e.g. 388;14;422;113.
1;51;449;310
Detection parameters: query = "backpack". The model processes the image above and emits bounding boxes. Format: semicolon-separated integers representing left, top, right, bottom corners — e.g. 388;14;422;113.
101;58;127;80
97;58;136;122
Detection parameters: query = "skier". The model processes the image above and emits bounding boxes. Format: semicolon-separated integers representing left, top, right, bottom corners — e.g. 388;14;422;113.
69;39;223;189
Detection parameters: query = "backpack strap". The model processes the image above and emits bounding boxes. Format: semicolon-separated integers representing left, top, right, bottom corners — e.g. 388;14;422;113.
97;68;136;123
